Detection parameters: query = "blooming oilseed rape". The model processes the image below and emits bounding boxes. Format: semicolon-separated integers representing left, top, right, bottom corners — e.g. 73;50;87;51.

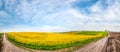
6;32;106;50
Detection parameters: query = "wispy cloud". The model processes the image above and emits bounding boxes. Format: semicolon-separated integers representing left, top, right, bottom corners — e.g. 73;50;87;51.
0;0;120;32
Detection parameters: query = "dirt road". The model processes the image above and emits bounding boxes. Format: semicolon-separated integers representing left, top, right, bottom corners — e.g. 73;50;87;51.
2;33;29;52
102;32;120;52
74;38;108;52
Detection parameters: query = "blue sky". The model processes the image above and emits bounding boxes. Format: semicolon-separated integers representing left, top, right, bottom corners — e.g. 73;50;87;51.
0;0;120;32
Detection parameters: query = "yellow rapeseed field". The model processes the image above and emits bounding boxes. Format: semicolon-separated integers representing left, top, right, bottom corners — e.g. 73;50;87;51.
6;32;105;50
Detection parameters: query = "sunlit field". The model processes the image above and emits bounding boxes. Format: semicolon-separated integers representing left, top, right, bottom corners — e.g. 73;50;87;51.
6;31;107;50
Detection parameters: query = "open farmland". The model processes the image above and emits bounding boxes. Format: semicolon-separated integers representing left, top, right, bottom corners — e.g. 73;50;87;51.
6;31;107;50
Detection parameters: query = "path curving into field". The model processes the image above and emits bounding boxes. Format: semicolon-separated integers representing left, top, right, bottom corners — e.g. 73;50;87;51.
2;33;29;52
74;37;108;52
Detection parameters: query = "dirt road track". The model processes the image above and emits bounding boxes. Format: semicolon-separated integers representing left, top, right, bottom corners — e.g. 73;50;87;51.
102;32;120;52
2;33;29;52
74;38;108;52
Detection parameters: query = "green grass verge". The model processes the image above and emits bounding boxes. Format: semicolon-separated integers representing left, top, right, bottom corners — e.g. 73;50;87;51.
0;33;2;38
74;31;108;35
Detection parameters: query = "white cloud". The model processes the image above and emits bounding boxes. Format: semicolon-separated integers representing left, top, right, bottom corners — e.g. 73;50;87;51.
31;8;85;26
89;0;120;21
13;0;75;21
0;0;120;32
1;25;70;32
0;11;16;23
0;0;2;7
89;1;102;13
0;11;11;18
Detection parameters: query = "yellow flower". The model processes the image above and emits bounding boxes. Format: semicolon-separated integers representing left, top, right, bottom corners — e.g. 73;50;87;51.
7;32;103;46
